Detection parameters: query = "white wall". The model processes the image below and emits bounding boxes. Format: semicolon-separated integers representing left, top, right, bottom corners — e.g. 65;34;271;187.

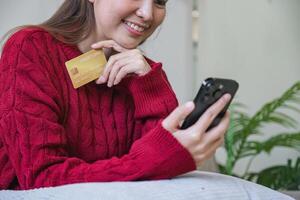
0;0;63;33
197;0;300;175
141;0;194;103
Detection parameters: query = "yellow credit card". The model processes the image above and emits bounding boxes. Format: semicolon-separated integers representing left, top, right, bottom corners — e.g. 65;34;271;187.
65;49;107;89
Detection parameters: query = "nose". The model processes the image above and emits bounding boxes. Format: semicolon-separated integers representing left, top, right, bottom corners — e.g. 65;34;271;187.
136;0;154;22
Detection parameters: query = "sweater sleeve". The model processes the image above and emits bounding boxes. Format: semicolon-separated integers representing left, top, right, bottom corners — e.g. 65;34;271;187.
0;30;196;190
122;58;178;120
120;58;180;135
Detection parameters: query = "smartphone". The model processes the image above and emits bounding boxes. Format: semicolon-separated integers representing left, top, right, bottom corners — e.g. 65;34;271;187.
180;78;239;130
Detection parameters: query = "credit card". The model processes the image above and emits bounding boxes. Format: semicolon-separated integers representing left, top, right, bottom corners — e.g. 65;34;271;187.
65;49;107;89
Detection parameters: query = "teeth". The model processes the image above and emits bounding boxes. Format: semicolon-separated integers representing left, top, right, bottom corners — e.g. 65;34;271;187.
124;21;146;32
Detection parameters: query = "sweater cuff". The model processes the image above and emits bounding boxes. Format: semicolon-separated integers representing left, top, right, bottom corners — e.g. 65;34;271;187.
121;63;178;118
130;120;196;179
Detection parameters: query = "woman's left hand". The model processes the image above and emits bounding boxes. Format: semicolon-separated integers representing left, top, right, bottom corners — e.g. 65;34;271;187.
91;40;151;87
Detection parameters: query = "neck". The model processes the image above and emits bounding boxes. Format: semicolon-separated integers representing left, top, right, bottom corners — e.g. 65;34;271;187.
77;31;117;59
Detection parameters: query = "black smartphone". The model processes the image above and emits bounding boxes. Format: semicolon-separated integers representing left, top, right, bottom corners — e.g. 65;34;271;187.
180;78;239;130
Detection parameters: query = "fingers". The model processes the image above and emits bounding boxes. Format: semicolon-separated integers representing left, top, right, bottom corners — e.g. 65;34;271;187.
95;48;150;87
162;102;195;133
97;52;130;84
106;58;132;87
170;109;230;168
190;94;231;133
170;101;230;168
195;111;229;154
113;64;137;85
91;40;128;52
203;111;230;142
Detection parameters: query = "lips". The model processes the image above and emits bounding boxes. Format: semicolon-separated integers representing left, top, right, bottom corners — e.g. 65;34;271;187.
122;20;150;35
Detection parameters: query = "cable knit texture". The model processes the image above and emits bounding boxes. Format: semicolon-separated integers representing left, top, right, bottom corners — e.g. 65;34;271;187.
0;28;196;190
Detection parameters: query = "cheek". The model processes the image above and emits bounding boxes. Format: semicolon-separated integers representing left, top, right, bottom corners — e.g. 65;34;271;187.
154;10;166;29
147;11;166;34
93;2;124;27
94;12;120;38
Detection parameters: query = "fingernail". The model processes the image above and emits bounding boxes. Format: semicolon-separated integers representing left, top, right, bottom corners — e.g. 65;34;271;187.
96;76;105;84
99;76;105;82
224;94;231;101
91;43;97;48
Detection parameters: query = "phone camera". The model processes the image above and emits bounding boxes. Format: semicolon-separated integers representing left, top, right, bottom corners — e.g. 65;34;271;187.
213;89;222;99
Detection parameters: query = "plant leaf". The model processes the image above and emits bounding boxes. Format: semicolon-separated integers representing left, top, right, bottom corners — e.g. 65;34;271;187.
264;115;297;129
233;82;300;162
240;132;300;157
271;111;298;128
245;158;300;190
281;104;300;114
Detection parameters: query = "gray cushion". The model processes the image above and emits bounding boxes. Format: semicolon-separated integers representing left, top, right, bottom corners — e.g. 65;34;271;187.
0;171;294;200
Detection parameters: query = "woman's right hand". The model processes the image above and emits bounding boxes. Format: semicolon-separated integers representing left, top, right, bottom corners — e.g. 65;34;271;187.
162;94;231;167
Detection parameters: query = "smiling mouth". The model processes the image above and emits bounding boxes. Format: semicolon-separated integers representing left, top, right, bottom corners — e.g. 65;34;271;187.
122;20;150;34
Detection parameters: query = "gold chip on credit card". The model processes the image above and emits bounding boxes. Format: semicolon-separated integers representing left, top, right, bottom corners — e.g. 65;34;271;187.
65;49;107;89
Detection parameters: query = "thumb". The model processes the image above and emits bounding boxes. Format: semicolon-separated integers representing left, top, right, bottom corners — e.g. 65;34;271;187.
162;101;195;133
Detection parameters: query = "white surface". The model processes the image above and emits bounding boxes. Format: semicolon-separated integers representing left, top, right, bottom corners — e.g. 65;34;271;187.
0;171;294;200
0;0;62;32
197;0;300;175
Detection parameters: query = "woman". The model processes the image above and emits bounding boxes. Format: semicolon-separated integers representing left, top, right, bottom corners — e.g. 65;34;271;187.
0;0;231;190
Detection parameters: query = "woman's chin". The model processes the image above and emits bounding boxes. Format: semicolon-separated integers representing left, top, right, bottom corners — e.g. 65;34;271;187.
116;38;142;49
120;42;139;49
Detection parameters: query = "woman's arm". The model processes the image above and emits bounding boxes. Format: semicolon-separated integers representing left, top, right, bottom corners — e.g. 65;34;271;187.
122;59;179;135
91;40;179;135
0;30;196;190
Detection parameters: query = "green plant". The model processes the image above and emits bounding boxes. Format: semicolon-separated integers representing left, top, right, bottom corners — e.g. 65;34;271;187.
218;81;300;190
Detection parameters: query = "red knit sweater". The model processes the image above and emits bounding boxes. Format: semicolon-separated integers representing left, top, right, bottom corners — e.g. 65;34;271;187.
0;28;196;190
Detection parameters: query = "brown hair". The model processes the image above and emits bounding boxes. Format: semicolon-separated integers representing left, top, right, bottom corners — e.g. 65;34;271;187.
1;0;95;47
